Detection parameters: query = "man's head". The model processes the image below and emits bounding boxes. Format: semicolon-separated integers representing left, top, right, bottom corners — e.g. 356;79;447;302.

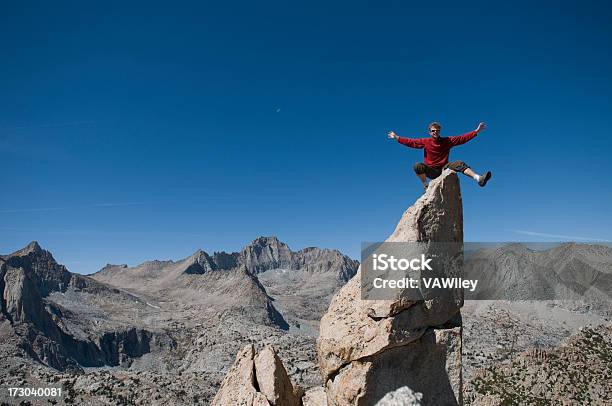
428;122;442;139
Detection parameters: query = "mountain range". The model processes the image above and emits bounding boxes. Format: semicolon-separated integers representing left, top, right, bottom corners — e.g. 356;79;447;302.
464;242;612;315
1;229;610;404
0;236;358;404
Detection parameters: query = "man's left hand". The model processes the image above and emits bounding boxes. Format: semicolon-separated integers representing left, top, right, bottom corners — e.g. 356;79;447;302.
475;122;487;133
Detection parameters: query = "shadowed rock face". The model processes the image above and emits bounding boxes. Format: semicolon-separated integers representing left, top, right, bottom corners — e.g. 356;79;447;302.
183;250;217;275
317;170;464;405
2;241;72;297
0;244;173;372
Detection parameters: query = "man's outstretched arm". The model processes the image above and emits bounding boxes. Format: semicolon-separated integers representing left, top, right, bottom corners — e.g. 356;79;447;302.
449;122;487;146
387;131;426;149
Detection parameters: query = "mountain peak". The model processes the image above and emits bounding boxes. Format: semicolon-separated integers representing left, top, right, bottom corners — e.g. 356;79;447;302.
9;241;44;258
183;249;216;275
26;241;42;251
250;236;282;246
4;241;72;297
188;248;214;263
241;236;293;273
190;248;206;258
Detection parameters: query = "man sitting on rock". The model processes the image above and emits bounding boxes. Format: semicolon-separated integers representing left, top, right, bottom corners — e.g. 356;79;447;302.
388;121;491;192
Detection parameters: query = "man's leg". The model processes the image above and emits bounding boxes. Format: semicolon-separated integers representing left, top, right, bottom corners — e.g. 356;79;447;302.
463;167;480;181
446;161;492;187
413;163;430;192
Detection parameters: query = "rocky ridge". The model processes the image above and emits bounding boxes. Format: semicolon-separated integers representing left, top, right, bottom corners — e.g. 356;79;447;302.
94;236;358;284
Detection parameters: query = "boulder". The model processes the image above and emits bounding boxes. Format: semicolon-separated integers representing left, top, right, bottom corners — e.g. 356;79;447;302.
212;344;302;406
374;386;423;406
254;346;301;406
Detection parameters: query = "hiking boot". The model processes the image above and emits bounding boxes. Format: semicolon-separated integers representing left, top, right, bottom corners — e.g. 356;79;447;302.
479;171;492;187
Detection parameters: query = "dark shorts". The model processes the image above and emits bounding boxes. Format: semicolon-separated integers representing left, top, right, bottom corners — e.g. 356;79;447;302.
413;161;470;179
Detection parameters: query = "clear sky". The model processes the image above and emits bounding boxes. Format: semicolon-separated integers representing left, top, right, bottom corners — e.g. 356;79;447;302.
2;1;611;274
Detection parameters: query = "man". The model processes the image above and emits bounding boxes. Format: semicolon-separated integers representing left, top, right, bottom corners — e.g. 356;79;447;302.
388;122;491;192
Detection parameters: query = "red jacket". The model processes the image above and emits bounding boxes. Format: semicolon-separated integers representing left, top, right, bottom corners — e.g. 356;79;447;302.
397;131;478;168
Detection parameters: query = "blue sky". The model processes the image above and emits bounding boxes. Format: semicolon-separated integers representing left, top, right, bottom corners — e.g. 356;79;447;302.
2;1;611;274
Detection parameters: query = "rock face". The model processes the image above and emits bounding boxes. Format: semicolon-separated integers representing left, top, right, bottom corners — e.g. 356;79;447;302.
0;243;173;372
317;170;464;405
212;344;302;406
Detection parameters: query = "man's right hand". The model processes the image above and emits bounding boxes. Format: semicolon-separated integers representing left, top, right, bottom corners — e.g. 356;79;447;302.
387;131;398;140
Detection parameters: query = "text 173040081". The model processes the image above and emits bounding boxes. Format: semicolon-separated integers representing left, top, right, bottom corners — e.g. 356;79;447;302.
7;387;63;398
